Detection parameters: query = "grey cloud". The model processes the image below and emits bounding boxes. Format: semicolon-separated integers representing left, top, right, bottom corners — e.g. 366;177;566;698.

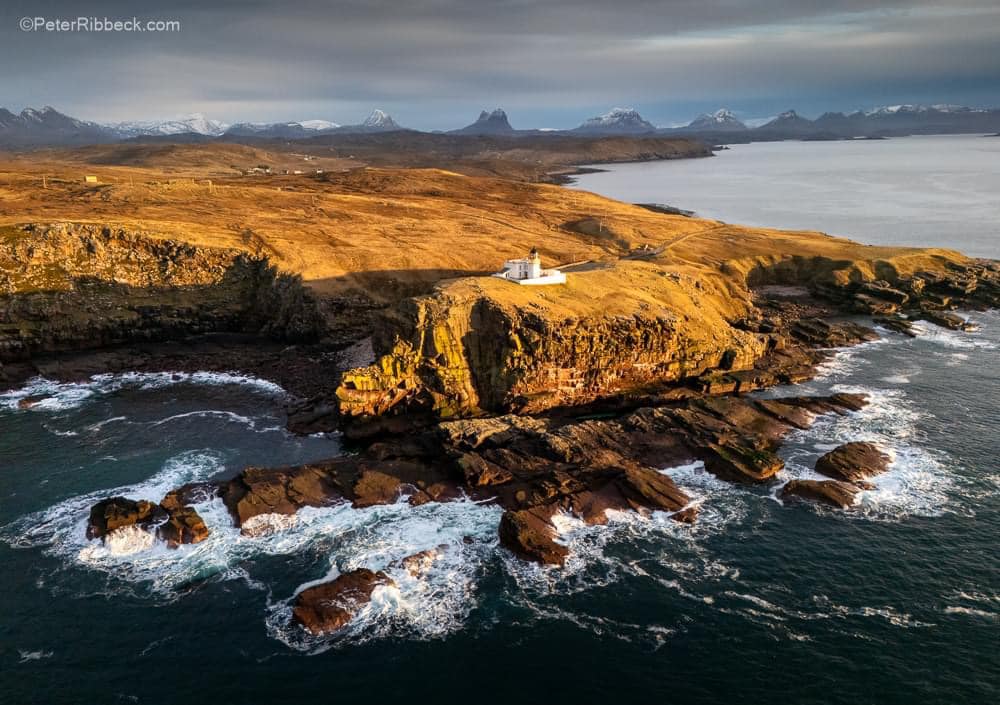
0;0;997;127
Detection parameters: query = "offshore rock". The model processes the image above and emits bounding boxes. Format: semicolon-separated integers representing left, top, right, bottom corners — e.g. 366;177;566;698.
292;569;395;635
86;497;166;540
781;479;860;509
499;505;568;566
156;506;209;547
815;442;891;483
220;463;345;527
86;495;209;546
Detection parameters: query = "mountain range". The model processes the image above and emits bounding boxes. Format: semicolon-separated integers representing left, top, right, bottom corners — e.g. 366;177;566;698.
2;103;1000;148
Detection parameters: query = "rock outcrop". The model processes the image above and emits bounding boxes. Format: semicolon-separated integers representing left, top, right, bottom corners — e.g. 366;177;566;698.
0;223;325;362
87;497;166;540
156;507;210;547
86;494;209;547
292;569;394;635
499;506;569;566
125;390;868;565
781;479;860;509
815;442;891;484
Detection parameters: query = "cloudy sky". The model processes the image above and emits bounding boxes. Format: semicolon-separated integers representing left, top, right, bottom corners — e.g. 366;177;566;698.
2;0;999;129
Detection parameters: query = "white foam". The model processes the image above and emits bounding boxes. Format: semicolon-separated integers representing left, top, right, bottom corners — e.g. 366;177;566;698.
943;606;998;620
17;650;54;663
87;525;157;557
265;498;502;652
909;320;996;351
1;371;287;412
240;512;299;537
777;385;959;520
152;410;257;429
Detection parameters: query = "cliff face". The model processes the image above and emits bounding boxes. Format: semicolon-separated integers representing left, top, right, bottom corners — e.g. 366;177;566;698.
0;223;324;361
336;263;770;423
335;249;1000;429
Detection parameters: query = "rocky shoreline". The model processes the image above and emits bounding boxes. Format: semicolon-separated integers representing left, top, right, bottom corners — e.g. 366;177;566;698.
5;213;999;638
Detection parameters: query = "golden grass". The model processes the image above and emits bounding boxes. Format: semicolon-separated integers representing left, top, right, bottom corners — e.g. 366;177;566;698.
0;153;969;311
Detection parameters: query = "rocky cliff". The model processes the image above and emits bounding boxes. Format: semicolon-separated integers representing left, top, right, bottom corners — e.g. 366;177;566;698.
334;250;999;433
336;262;771;428
0;223;325;362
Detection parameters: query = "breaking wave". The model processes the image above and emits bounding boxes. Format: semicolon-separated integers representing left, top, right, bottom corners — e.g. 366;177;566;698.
0;371;287;412
265;498;503;652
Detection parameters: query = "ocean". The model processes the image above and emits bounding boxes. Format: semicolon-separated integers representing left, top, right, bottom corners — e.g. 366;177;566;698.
2;137;999;704
572;133;1000;259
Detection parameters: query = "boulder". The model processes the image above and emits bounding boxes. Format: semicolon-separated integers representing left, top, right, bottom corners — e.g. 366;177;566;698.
455;452;514;487
156;506;209;547
292;569;394;635
781;479;860;509
86;497;166;540
498;505;568;566
815;442;890;483
16;395;48;410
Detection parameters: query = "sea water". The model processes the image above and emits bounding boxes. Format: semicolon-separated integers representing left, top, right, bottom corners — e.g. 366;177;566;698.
3;138;1000;703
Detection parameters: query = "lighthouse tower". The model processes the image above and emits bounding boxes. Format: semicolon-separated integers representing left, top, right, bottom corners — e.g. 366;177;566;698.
493;247;567;286
527;247;542;279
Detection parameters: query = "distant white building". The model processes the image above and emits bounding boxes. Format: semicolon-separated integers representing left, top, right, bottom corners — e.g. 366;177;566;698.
493;247;567;286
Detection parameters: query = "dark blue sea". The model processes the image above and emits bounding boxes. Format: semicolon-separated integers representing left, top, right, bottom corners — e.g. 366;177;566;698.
3;136;1000;703
2;314;997;704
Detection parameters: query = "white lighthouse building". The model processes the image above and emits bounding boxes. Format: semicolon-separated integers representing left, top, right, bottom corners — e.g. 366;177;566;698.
493;247;567;286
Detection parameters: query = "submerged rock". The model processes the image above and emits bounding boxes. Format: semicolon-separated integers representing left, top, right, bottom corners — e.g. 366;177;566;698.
398;546;447;577
781;479;860;509
815;442;890;484
292;569;395;635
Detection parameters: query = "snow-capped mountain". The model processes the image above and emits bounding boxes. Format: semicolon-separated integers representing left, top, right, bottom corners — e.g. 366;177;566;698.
361;109;400;130
109;113;230;138
860;104;985;117
452;108;514;134
687;108;746;131
297;120;340;130
575;108;655;133
0;106;114;146
225;119;341;138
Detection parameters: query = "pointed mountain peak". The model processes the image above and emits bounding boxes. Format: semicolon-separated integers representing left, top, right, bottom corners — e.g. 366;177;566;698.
362;109;400;129
455;107;514;134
